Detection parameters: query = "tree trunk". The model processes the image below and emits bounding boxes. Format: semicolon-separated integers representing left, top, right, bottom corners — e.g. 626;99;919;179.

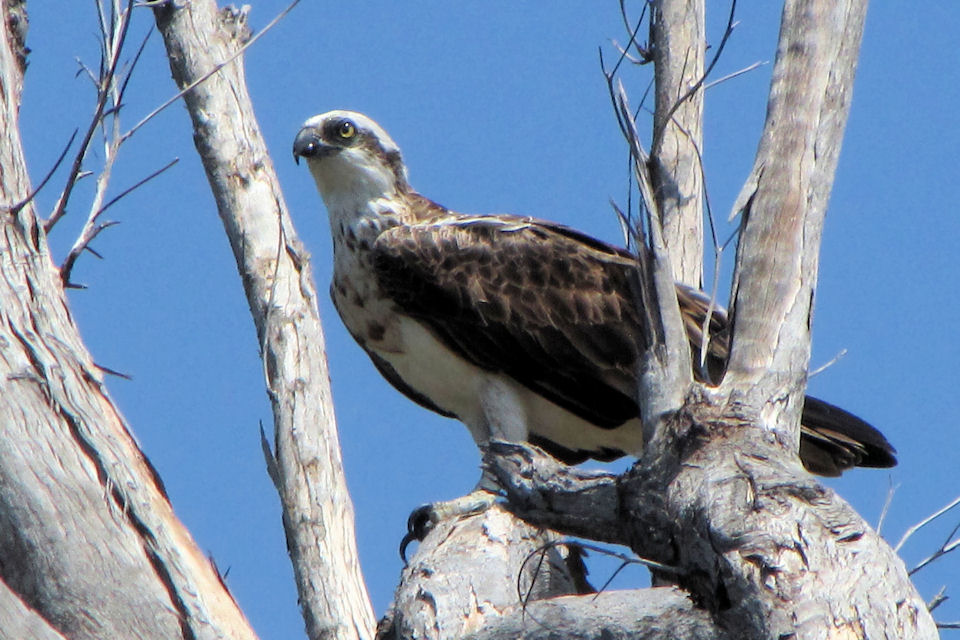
0;1;256;638
488;408;936;638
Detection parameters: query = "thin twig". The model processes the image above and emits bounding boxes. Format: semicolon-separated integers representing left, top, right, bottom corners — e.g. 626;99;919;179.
8;129;79;215
609;7;646;79
895;495;960;552
808;349;848;377
617;0;650;62
876;479;898;536
118;25;154;104
46;0;135;233
60;158;177;285
93;361;133;380
514;538;678;632
591;559;632;600
610;200;644;253
927;586;948;612
703;60;766;90
74;57;99;86
909;521;960;576
95;157;178;218
522;539;679;581
651;0;739;155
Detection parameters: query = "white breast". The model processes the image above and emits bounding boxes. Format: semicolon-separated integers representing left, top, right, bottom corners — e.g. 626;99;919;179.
370;316;645;457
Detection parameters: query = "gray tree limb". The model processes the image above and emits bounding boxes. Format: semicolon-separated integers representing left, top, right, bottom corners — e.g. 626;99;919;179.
650;0;705;287
723;0;869;447
150;2;375;639
0;1;257;638
0;577;67;640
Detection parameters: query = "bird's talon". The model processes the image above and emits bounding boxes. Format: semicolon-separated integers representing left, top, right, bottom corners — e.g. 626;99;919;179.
399;503;438;564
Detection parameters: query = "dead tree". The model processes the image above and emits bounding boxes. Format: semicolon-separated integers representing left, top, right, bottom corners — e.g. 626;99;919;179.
0;0;940;638
0;1;255;637
481;0;938;638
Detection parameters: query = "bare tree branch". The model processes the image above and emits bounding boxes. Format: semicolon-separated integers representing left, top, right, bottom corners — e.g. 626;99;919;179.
723;0;870;447
150;2;373;638
45;0;134;233
649;0;707;286
60;157;178;286
910;524;960;576
7;128;77;216
487;428;937;639
126;0;298;143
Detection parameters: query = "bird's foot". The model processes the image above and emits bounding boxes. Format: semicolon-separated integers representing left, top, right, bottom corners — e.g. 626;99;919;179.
399;489;499;563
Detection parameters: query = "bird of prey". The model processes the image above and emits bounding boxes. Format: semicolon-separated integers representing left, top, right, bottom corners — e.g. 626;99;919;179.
292;110;896;485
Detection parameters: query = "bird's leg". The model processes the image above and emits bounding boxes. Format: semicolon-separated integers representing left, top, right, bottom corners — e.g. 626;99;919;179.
400;378;526;562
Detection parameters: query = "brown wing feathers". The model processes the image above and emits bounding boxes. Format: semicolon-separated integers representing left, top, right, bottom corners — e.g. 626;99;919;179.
373;219;642;428
372;214;896;473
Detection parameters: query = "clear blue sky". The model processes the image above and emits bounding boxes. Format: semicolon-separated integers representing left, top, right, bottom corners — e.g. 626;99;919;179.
19;3;960;637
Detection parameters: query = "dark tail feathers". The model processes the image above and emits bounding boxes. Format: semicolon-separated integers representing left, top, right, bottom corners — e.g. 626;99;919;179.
799;396;897;477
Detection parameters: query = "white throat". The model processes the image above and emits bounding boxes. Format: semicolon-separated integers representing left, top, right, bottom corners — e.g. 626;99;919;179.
309;149;396;206
309;149;398;252
307;148;400;234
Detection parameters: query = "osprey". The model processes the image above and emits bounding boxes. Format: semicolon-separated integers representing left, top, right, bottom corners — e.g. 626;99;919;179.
293;110;896;478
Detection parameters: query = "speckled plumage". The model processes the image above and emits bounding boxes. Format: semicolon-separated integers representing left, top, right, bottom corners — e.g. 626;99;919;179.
294;111;896;475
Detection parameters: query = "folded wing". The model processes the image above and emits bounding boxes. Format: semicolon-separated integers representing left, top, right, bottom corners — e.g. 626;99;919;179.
371;213;896;474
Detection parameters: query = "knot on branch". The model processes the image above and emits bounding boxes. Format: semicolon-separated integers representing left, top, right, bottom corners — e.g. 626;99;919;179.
219;5;252;44
5;0;29;72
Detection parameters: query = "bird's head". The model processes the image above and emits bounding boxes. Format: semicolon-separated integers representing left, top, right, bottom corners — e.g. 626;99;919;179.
293;110;410;214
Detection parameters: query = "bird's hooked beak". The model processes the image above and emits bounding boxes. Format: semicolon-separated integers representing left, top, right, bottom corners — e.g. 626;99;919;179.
292;126;333;165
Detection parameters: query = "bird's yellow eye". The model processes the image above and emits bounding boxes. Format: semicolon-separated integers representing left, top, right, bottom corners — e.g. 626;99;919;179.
338;120;356;139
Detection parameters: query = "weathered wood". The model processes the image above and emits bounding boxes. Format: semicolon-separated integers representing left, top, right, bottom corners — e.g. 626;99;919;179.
0;578;67;640
462;588;726;640
487;427;938;639
650;0;705;287
724;0;870;448
151;3;375;639
0;2;257;638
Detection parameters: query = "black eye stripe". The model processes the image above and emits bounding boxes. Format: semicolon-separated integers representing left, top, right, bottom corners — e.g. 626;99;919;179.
323;118;359;144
